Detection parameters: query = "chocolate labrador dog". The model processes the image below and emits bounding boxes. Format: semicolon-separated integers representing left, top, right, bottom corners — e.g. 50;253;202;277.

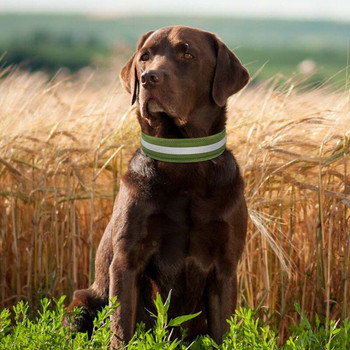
67;25;249;348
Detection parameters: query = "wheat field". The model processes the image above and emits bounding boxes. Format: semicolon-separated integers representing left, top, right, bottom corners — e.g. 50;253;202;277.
0;66;349;340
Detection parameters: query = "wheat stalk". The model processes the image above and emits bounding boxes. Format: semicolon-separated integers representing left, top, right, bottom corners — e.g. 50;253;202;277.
0;68;349;340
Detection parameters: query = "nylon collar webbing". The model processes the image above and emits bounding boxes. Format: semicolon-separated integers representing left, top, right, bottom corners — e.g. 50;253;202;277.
141;129;226;163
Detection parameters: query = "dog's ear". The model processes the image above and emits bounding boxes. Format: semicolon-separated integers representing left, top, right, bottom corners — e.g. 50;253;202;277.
212;37;249;107
120;31;154;105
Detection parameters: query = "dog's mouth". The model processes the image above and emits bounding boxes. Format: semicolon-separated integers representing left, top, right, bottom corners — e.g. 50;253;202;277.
143;99;187;127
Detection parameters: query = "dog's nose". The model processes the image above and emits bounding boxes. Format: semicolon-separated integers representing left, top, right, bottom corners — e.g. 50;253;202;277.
141;70;162;87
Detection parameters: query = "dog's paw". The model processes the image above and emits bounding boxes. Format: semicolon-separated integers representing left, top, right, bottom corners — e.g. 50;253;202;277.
63;306;95;338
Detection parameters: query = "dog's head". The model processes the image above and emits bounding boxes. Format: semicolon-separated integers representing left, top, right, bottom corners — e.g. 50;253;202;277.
120;26;249;132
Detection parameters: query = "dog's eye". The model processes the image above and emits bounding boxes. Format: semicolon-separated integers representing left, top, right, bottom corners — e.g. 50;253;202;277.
141;53;150;61
184;53;194;60
183;43;194;60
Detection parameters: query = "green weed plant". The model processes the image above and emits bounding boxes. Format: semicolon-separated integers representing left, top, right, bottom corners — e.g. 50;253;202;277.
1;293;349;349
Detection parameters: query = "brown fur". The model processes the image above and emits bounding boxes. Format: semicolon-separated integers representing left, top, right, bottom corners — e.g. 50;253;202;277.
66;26;249;348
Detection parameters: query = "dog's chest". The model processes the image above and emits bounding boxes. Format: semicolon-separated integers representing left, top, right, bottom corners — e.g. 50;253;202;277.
146;190;231;274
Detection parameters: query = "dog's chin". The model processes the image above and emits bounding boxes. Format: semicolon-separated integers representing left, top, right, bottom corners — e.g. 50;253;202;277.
147;99;166;115
141;99;187;127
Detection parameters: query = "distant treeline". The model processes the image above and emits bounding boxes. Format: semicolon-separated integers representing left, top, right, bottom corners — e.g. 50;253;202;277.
0;14;349;84
1;30;109;72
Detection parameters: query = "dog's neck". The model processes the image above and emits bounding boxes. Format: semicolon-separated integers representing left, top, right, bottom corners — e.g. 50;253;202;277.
134;104;232;188
137;104;226;139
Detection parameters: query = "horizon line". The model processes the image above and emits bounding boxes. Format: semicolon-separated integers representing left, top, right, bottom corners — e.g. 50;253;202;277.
1;10;350;24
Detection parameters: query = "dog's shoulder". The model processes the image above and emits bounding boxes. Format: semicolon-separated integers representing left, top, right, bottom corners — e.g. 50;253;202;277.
209;150;243;189
122;149;161;198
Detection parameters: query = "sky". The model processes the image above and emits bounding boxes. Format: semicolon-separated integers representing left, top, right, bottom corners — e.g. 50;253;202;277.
1;0;350;21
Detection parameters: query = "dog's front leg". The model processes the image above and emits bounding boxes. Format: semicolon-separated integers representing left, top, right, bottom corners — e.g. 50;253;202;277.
205;272;237;344
107;181;156;349
109;256;139;349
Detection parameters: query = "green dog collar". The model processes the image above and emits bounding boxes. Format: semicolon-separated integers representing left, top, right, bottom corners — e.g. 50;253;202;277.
141;129;226;163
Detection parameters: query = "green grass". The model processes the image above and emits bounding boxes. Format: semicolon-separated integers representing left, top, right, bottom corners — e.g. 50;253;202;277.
0;14;349;84
1;14;349;49
1;293;350;349
234;45;348;86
